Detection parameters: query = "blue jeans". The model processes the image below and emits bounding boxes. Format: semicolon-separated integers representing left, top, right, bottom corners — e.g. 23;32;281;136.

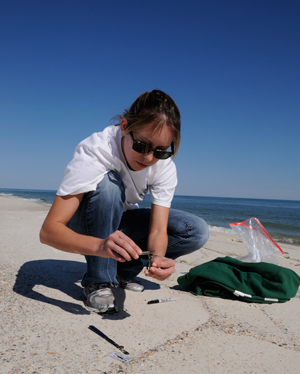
67;171;209;287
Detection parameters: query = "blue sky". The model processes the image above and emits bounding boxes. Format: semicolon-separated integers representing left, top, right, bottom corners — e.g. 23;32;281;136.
1;0;299;200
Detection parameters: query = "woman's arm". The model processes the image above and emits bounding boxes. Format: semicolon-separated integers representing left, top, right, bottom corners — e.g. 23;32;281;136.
40;195;141;261
144;203;176;281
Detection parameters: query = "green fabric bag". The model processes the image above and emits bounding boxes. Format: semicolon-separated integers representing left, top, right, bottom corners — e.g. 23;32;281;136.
177;256;300;303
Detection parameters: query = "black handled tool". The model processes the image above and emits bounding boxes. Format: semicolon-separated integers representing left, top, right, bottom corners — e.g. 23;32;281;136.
88;325;129;355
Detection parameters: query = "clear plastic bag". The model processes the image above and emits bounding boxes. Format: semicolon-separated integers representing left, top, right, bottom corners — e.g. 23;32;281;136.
229;217;284;265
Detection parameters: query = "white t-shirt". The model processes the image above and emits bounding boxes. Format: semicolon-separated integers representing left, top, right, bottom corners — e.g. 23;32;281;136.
57;125;177;211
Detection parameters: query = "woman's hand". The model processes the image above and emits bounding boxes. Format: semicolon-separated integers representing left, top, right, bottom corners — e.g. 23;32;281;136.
144;255;176;281
98;230;142;262
40;196;142;260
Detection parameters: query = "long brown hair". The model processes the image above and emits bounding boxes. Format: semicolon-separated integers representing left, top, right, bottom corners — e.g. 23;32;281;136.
114;90;181;157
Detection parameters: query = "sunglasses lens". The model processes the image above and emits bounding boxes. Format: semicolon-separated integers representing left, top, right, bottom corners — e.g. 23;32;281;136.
153;150;172;159
132;143;147;153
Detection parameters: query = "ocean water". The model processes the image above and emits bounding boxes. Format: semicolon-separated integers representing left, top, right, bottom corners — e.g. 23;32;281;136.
1;188;299;246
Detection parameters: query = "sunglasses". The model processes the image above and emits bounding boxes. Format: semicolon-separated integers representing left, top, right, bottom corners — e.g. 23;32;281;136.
129;131;174;160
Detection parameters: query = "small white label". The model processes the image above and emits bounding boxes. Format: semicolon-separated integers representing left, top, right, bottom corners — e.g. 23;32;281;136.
234;290;252;298
109;352;132;362
264;297;279;302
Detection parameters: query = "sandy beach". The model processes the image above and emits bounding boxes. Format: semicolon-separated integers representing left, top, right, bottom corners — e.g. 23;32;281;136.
1;195;300;373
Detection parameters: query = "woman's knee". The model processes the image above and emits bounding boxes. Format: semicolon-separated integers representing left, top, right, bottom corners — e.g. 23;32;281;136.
67;171;125;234
91;171;125;205
168;209;209;252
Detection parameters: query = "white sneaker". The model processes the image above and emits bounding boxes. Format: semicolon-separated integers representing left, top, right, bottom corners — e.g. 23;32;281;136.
83;283;117;313
117;274;144;292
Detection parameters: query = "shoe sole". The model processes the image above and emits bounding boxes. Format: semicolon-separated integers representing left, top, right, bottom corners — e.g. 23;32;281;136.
84;300;118;314
83;289;118;314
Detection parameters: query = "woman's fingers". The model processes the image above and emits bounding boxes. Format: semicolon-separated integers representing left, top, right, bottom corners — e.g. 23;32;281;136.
151;256;175;269
145;266;176;280
144;256;176;280
100;230;142;261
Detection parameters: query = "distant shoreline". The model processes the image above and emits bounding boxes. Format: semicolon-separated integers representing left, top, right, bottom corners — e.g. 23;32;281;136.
0;193;299;248
1;187;299;202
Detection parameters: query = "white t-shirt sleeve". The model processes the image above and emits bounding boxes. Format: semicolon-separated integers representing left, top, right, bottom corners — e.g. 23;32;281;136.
148;159;177;208
57;129;119;196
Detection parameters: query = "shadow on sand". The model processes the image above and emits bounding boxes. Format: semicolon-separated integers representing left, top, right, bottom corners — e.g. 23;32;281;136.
13;259;160;319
